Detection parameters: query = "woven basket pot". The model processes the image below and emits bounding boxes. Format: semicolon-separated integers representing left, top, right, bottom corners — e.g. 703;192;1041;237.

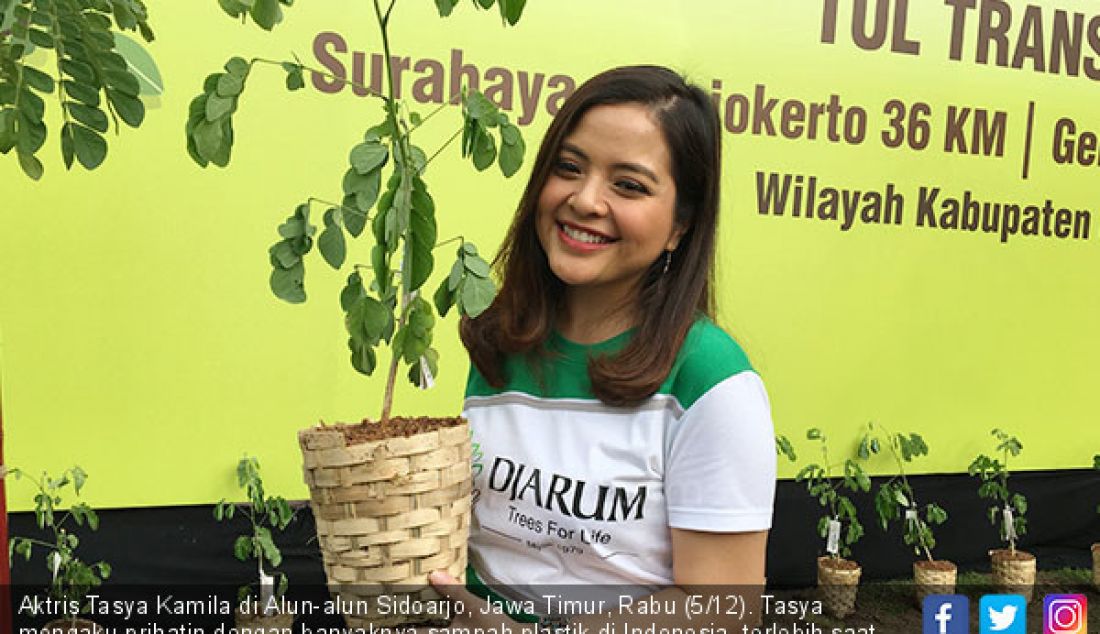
913;560;957;607
990;549;1036;602
235;607;295;633
40;619;103;634
299;418;472;628
817;556;861;618
1092;543;1100;590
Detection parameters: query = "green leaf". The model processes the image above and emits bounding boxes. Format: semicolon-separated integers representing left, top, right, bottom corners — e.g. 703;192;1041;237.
283;63;304;91
340;272;365;312
498;125;524;177
192;119;225;162
225;56;250;78
407;180;437;293
342;205;367;239
342;168;382;213
69;123;107;169
233;535;253;562
113;32;164;96
460;276;495;317
348;338;376;375
318;208;346;269
250;0;282;30
434;0;459;16
347;295;390;345
471;125;496;171
270;260;305;303
21;66;54;93
464;254;490;278
500;0;525;24
17;152;43;179
205;93;234;121
216;72;244;97
433;276;455;318
349;140;388;175
67;103;109;133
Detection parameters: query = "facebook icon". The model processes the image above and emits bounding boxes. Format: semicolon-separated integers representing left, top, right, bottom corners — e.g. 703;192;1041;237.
924;595;970;634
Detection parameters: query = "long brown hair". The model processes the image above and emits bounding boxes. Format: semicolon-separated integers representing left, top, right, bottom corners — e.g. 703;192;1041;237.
460;65;722;406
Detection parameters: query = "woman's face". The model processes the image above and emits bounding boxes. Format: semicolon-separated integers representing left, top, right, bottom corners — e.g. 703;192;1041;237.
536;103;684;302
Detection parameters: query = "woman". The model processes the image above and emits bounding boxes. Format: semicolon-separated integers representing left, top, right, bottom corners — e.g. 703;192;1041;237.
432;65;776;627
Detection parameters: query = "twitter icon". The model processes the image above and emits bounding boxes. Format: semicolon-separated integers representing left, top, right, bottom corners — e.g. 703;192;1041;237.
980;595;1027;634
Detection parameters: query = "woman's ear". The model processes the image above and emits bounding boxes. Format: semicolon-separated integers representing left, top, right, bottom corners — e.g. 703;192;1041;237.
666;221;687;252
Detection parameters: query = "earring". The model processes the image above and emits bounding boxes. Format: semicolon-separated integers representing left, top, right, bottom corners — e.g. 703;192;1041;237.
662;250;672;275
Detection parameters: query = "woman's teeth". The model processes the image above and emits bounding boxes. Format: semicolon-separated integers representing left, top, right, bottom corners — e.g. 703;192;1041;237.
562;224;611;244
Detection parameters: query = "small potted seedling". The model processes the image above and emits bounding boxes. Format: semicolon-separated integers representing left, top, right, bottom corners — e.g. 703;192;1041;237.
185;2;528;626
782;429;870;618
1092;454;1099;590
7;466;110;634
968;429;1035;600
861;423;952;606
214;456;296;633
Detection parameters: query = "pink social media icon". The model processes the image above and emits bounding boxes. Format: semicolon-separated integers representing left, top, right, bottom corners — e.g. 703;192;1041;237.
1044;594;1087;634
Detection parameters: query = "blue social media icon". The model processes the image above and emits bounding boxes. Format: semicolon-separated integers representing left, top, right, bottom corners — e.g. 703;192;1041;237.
924;595;970;634
980;595;1027;634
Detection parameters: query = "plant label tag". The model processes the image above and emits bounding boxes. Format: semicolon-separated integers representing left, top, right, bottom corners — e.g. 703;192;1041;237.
826;518;841;555
260;570;275;616
49;551;60;582
1003;506;1017;540
418;355;435;390
905;508;918;524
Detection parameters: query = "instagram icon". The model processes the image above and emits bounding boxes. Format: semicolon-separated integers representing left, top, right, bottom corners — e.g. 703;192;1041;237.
1044;595;1087;634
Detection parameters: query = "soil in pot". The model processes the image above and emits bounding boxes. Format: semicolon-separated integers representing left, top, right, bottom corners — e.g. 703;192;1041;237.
913;559;956;606
40;619;103;634
817;556;861;618
990;549;1037;602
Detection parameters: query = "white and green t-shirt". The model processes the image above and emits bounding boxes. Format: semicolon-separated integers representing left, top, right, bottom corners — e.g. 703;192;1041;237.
463;317;776;601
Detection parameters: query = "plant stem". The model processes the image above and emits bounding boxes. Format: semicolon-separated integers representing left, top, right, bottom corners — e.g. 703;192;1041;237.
423;125;463;171
249;57;386;101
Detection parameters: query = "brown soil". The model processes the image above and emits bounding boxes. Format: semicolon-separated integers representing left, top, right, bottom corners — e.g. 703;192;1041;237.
914;559;957;572
991;548;1036;562
41;619;103;634
328;416;465;445
819;556;860;571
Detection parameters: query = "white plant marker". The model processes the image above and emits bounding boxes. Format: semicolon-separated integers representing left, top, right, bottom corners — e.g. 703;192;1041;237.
418;355;435;390
1003;506;1017;542
50;550;61;583
905;508;918;524
826;518;842;555
259;561;275;617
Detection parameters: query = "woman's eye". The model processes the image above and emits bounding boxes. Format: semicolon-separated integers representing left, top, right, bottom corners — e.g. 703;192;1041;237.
616;180;649;195
555;159;581;174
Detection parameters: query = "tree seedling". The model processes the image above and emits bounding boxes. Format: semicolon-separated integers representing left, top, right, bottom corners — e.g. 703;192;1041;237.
783;428;870;560
861;423;947;562
214;455;295;610
968;429;1026;553
184;0;529;429
7;466;110;627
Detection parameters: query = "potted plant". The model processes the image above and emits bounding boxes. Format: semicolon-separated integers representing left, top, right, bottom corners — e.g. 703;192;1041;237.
6;466;110;634
214;456;296;633
1;0;156;179
968;428;1035;601
781;429;870;618
1093;453;1099;590
861;423;952;606
185;0;528;627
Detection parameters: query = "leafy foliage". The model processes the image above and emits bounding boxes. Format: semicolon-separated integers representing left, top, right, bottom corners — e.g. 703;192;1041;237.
967;428;1026;551
0;0;154;179
861;423;947;561
7;466;111;622
214;456;294;603
782;429;869;559
187;0;528;424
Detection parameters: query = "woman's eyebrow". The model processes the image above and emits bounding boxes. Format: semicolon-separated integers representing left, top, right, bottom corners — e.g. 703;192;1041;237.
560;142;660;183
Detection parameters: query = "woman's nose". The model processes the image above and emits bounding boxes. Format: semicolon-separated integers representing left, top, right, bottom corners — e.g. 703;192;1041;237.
568;177;608;216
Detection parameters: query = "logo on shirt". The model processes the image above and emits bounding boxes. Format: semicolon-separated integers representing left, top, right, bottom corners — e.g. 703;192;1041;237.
486;456;649;521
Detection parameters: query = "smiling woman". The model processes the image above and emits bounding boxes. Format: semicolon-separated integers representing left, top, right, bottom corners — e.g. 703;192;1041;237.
452;66;776;626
